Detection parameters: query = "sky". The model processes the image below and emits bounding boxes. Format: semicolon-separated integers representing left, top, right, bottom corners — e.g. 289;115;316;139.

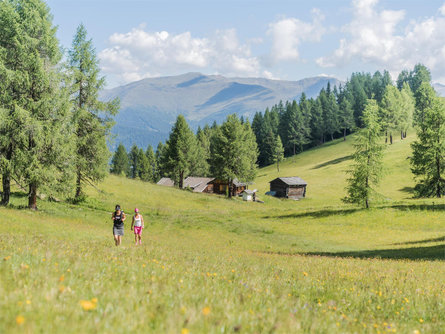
46;0;445;88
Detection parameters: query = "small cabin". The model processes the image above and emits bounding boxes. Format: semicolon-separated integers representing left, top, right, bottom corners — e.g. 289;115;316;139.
210;179;247;196
157;177;174;187
242;189;257;201
183;177;215;193
269;177;307;200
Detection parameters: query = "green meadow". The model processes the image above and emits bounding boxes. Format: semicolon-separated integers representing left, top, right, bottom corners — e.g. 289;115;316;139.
1;132;444;333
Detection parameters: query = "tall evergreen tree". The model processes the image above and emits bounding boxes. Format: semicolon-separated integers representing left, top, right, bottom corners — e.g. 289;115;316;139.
410;95;445;198
0;0;75;209
145;145;156;182
68;24;119;200
310;98;324;145
128;144;140;179
110;143;130;176
272;135;284;172
210;114;258;198
344;99;385;208
164;115;197;188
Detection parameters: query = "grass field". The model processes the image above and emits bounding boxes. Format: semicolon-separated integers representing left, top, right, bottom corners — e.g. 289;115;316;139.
1;132;444;333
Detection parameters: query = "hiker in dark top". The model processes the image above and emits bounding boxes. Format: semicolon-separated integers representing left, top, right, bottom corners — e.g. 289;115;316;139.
112;204;126;246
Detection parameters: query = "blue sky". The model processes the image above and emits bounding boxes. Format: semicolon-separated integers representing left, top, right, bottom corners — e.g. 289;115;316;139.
46;0;445;88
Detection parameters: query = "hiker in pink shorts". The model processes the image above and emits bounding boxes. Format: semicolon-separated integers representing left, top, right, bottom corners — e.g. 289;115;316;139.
130;208;144;245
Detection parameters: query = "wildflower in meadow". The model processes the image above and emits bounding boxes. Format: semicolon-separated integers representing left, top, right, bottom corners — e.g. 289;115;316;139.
16;315;25;325
80;298;98;311
202;307;211;316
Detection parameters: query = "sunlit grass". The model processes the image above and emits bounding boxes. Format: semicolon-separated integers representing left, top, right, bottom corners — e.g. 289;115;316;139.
1;132;444;333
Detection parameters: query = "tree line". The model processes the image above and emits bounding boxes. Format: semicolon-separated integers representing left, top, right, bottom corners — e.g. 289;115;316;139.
111;115;258;197
0;0;119;209
344;65;445;206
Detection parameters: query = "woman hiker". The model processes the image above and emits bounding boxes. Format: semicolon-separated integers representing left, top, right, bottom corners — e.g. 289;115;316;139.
112;204;126;246
130;208;144;245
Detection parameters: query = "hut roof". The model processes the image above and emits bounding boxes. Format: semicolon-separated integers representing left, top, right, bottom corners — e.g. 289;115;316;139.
183;177;215;192
157;177;174;187
270;177;307;186
242;189;257;194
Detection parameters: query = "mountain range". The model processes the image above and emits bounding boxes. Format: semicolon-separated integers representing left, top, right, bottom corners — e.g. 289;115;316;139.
99;73;341;150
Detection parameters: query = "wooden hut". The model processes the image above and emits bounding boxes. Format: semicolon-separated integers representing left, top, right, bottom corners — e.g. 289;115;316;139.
269;177;307;199
242;189;257;201
156;177;174;187
183;177;215;193
209;179;247;196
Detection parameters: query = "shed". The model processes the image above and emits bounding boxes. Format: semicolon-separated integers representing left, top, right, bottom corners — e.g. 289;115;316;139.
269;177;307;199
156;177;174;187
183;177;215;193
242;189;257;201
209;179;247;196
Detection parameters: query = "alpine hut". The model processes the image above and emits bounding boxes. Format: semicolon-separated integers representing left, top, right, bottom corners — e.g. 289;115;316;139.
156;177;174;187
183;177;215;193
209;179;247;196
269;177;307;199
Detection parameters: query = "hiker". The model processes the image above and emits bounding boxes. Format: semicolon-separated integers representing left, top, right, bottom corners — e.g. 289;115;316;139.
112;204;126;246
131;208;144;245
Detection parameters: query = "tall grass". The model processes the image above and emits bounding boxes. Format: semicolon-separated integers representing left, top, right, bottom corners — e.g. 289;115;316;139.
1;132;444;333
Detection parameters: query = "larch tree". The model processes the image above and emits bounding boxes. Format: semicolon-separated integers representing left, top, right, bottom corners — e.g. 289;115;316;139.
68;24;119;200
210;114;258;198
344;99;385;208
0;0;75;209
164;115;197;188
272;135;284;172
410;94;445;198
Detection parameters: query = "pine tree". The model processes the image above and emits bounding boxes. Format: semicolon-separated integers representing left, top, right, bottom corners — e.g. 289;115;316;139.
210;114;258;198
0;0;75;209
344;99;385;208
380;85;403;144
128;144;140;179
272;135;284;172
410;95;445;198
68;24;119;200
310;98;324;145
110;144;130;176
164;115;197;188
145;145;156;182
155;142;167;181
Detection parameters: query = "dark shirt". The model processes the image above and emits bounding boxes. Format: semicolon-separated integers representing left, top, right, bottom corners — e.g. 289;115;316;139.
113;211;124;228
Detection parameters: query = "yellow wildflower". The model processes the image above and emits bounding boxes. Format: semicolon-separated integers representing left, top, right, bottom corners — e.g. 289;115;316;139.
181;329;190;334
16;315;25;325
80;300;96;311
202;307;211;316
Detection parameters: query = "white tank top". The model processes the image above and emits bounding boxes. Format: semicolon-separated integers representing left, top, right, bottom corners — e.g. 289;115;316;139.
134;215;142;227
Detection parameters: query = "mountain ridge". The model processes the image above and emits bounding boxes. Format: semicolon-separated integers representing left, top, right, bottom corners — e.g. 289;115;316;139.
101;72;342;150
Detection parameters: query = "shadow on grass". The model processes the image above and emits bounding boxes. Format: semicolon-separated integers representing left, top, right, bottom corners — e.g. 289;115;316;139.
399;186;414;194
312;155;352;169
263;243;445;261
264;208;364;219
391;235;445;246
264;203;445;220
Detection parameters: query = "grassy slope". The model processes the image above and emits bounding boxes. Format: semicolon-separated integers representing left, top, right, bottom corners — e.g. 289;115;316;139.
1;133;444;333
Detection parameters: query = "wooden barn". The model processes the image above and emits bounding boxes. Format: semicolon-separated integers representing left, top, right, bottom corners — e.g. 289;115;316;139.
269;177;307;200
209;179;247;196
183;177;215;193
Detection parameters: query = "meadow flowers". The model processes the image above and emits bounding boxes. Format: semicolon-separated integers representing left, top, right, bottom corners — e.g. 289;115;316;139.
80;298;98;311
202;307;211;316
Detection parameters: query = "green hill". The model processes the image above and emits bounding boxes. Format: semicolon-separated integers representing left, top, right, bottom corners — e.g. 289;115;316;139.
1;133;444;333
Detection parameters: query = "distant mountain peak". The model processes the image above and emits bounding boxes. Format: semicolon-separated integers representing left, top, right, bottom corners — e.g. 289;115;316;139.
101;73;342;150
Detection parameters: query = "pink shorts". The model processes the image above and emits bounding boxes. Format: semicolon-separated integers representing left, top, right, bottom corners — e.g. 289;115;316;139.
134;226;142;235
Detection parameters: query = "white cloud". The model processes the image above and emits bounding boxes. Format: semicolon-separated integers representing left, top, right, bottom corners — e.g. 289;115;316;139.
317;0;445;81
99;27;262;85
268;9;326;62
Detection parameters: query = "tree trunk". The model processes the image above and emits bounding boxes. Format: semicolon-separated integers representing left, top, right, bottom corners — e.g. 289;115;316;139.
277;160;280;172
401;130;403;140
293;143;295;156
437;150;442;198
28;183;38;210
385;131;388;143
75;170;82;199
390;133;393;144
228;178;233;198
343;128;346;141
1;172;11;206
331;133;334;141
179;170;184;189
